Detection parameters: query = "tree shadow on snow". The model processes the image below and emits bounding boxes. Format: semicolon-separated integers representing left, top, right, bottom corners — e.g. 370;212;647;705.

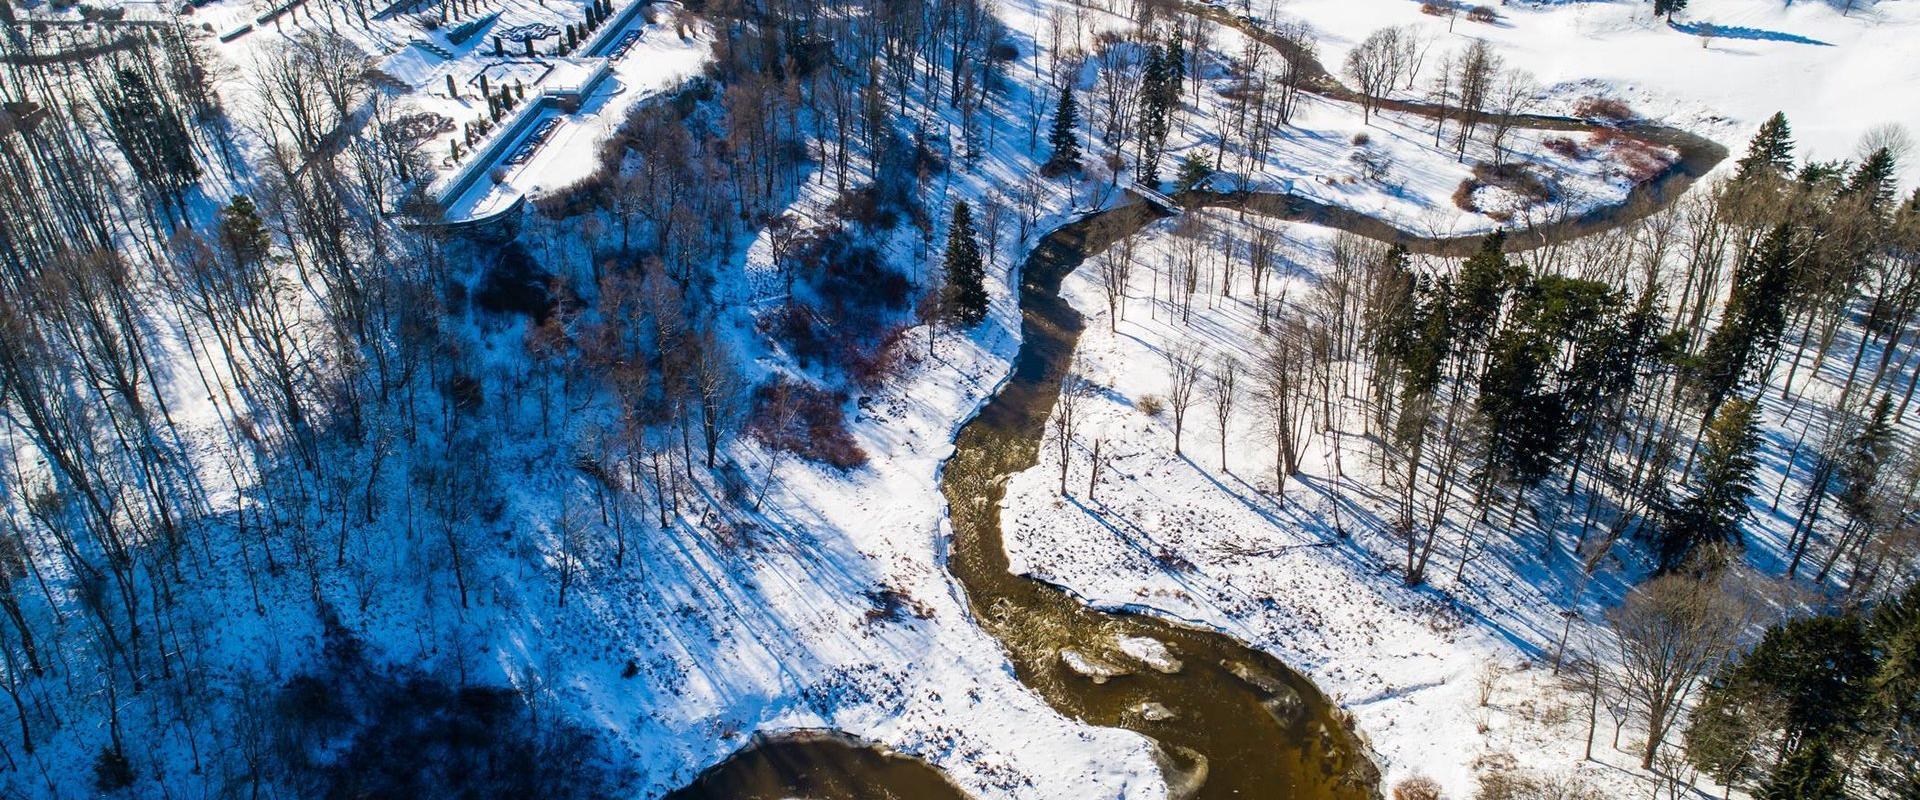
1669;20;1832;46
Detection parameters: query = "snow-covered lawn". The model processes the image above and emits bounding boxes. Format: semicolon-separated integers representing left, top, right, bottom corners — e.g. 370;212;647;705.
1168;18;1683;234
1257;0;1920;164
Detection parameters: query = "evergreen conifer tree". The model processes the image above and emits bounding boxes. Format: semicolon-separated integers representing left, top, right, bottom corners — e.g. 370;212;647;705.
1744;615;1878;749
100;68;201;218
1654;0;1689;20
1173;153;1212;192
1656;396;1762;571
1756;738;1848;800
1450;231;1519;354
1843;147;1900;212
1691;224;1799;417
1735;112;1796;181
220;195;273;267
1045;87;1083;175
1838;394;1896;524
942;201;989;326
1870;581;1920;751
1136;46;1172;185
1166;33;1186;95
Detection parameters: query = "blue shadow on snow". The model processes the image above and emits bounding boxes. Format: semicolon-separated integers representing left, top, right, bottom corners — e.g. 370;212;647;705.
1669;20;1832;46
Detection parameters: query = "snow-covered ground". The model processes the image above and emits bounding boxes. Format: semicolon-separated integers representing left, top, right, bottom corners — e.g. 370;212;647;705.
1257;0;1920;167
994;189;1912;796
235;0;1915;793
1165;15;1683;235
11;0;1916;796
994;211;1638;796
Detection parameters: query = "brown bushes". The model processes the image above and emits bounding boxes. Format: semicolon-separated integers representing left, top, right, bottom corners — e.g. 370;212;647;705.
1472;162;1554;203
1452;180;1480;213
1541;136;1583;160
846;324;918;390
1455;162;1555;217
1394;776;1443;800
747;377;868;470
1587;129;1676;183
1572;95;1634;122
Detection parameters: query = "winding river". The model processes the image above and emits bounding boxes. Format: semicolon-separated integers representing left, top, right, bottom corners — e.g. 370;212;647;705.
663;7;1730;797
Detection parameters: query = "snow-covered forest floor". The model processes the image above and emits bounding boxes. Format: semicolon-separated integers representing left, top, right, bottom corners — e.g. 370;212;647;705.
996;209;1849;797
3;0;1917;796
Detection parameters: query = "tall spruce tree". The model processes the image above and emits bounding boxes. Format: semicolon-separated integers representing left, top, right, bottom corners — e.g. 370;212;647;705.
1687;678;1773;793
1136;45;1173;186
1756;738;1849;800
1045;86;1083;175
1482;276;1621;496
942;201;989;326
1749;615;1879;752
1478;321;1563;490
1735;112;1797;181
1654;0;1688;20
1165;33;1186;96
1450;231;1521;355
1691;585;1920;795
100;67;201;220
1173;153;1212;192
1843;146;1900;213
220;195;273;267
1838;394;1897;526
1656;396;1762;571
1691;223;1799;418
1869;582;1920;796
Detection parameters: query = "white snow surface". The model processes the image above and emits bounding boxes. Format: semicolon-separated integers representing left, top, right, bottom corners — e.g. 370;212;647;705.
1259;0;1920;173
1000;212;1638;796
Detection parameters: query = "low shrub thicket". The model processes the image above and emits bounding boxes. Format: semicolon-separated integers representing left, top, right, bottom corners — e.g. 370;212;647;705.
747;377;868;469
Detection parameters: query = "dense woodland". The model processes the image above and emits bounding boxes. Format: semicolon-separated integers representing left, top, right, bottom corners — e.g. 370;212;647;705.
0;0;1914;796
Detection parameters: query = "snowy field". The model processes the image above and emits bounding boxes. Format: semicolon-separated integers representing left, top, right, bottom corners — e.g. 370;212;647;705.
1169;16;1683;234
1256;0;1920;164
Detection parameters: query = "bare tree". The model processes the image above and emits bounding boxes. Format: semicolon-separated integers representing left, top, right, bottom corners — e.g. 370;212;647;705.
1208;355;1240;471
1344;27;1405;123
1098;248;1136;331
1163;344;1204;458
1272;23;1316;126
1260;311;1312;493
1054;361;1094;496
1486;69;1540;164
690;327;742;469
1607;573;1749;770
553;501;589;608
1451;39;1502;160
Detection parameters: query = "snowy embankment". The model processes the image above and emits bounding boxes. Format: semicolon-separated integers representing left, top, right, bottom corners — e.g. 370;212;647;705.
991;205;1827;798
459;0;1175;792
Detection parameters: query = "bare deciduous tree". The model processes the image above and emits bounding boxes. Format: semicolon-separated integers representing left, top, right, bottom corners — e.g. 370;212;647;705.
1163;344;1204;458
1344;27;1406;123
1098;248;1136;331
690;328;743;469
1607;572;1750;770
1208;355;1240;472
1054;361;1095;496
